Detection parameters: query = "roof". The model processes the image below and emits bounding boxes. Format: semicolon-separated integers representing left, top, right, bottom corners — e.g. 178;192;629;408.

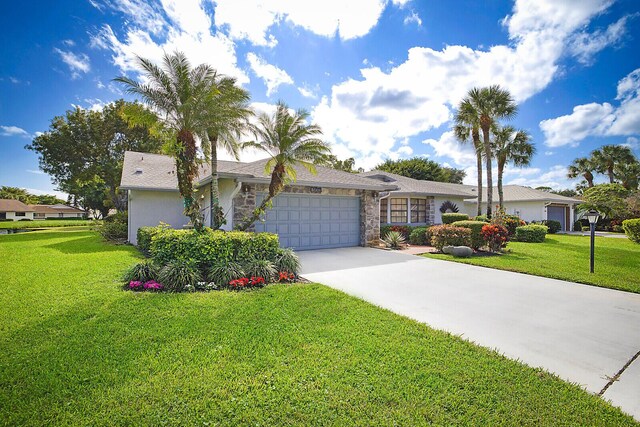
0;199;34;213
359;170;477;197
468;186;582;204
120;151;395;192
28;204;85;214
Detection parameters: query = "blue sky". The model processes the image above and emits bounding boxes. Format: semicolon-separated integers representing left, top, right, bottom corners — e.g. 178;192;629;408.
1;0;639;198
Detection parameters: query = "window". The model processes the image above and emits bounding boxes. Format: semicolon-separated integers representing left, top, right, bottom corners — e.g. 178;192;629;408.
379;198;388;223
390;198;407;223
34;213;45;219
411;198;427;223
15;212;25;217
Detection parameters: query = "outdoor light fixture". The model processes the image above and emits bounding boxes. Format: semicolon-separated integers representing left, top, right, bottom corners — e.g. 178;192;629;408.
586;209;600;273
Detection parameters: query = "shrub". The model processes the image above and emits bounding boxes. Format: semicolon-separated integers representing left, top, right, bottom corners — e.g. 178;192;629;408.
573;220;583;232
150;228;280;268
137;226;165;254
158;259;202;292
451;220;486;249
542;220;561;234
409;226;429;245
491;211;524;236
275;248;301;275
128;280;163;292
481;224;509;252
104;211;127;223
474;215;489;222
208;262;245;287
582;226;590;232
97;221;127;242
122;259;159;283
429;225;472;251
622;218;640;243
244;259;277;282
442;213;469;224
515;225;548;243
18;218;32;221
382;230;406;249
380;225;413;239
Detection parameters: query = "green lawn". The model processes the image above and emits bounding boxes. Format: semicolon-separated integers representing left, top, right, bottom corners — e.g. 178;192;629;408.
0;229;636;426
424;234;640;294
0;219;98;229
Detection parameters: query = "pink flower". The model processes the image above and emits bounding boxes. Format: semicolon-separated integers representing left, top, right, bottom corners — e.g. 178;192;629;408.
143;280;163;290
129;281;143;288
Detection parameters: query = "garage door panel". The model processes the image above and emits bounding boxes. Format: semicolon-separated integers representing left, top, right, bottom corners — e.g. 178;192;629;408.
255;193;360;250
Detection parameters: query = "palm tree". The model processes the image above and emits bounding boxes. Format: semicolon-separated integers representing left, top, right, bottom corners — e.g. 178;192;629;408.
492;126;535;209
615;160;640;190
454;99;483;216
201;76;253;229
591;145;637;184
235;102;331;231
115;51;218;230
567;157;595;187
464;86;517;218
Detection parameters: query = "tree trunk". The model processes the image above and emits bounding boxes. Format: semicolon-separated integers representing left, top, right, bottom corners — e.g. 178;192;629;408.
480;119;493;218
235;164;285;231
473;128;482;217
176;129;203;230
497;161;505;210
585;172;594;187
608;168;615;183
209;135;224;229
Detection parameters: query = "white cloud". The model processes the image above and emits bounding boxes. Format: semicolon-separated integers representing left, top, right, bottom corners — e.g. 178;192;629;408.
422;131;477;168
90;0;166;35
96;79;105;89
297;84;319;99
25;188;69;201
505;165;574;190
310;0;616;168
62;39;76;47
34;132;44;137
1;125;30;137
544;151;554;156
540;67;640;146
403;11;422;26
246;52;294;96
54;49;91;79
213;0;387;46
622;136;639;150
26;169;46;175
569;15;633;65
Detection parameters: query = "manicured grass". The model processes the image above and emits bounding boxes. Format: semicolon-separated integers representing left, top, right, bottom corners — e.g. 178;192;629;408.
0;219;99;229
424;234;640;294
0;230;636;426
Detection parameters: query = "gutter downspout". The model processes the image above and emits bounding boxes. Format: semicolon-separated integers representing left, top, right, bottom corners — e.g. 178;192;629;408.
379;192;390;224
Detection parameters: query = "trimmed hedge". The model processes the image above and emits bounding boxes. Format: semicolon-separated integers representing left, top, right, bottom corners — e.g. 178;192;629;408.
409;226;430;245
515;224;548;243
451;220;486;249
137;226;162;254
442;213;469;224
150;228;280;269
542;220;561;234
428;225;471;251
622;218;640;243
474;215;489;222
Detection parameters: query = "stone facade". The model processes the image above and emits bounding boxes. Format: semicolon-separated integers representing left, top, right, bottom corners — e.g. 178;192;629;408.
427;197;436;224
231;182;380;246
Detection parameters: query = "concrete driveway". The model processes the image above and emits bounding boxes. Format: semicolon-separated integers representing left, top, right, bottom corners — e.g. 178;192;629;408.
298;247;640;420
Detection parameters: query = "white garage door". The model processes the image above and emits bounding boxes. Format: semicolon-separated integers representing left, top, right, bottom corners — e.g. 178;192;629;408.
254;193;361;250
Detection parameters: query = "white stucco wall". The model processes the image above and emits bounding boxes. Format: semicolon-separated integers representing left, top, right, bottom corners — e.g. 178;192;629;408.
5;211;35;221
462;200;551;223
127;189;188;244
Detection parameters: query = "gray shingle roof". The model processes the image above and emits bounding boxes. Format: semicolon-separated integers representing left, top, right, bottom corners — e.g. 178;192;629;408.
359;170;477;197
120;151;394;191
0;199;34;212
472;185;582;203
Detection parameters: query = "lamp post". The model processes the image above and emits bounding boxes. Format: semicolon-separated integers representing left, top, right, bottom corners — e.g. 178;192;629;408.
585;209;600;273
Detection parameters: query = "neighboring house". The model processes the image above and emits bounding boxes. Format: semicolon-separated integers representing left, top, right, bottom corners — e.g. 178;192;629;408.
120;151;395;249
28;204;86;219
0;199;35;221
360;170;581;232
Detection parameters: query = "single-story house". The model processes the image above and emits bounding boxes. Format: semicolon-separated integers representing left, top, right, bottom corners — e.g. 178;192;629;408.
120;151;395;249
360;170;581;232
0;199;35;221
28;204;86;219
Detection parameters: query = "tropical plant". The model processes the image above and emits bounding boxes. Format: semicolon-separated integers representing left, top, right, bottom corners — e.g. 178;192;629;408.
115;51;221;230
567;157;595;188
461;86;517;218
615;160;640;190
244;259;277;282
591;145;637;184
481;224;509;252
158;259;202;292
235;102;331;230
492;125;535;209
207;261;245;287
382;230;406;249
579;183;631;220
409;226;430;245
122;259;159;283
622;218;640;243
454;101;483;216
375;157;465;183
275;248;301;275
200;76;253;229
429;225;472;251
439;200;460;214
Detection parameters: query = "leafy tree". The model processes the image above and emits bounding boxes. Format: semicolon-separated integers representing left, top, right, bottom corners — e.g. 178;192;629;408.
375;157;466;184
454;100;483;216
462;86;517;218
327;155;364;173
0;186;34;203
26;100;163;213
236;102;331;231
614;160;640;190
115;51;220;230
579;184;631;220
200;76;253;229
551;188;578;197
535;186;552;192
591;145;637;184
492;125;534;209
567;157;595;187
31;194;66;205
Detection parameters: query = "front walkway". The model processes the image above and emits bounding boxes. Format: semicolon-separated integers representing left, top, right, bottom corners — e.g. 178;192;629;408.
298;247;640;420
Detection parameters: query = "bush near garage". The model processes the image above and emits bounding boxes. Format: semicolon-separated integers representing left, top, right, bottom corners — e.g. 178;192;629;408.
451;220;486;250
622;218;640;243
515;225;548;243
428;225;472;251
409;226;430;245
441;213;469;224
541;220;562;234
380;225;413;240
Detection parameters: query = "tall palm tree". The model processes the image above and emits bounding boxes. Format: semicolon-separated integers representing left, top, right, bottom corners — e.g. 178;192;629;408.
464;85;517;218
454;99;483;216
567;157;595;187
201;76;253;229
492;125;535;209
614;160;640;190
115;51;218;230
591;145;637;184
235;102;331;231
